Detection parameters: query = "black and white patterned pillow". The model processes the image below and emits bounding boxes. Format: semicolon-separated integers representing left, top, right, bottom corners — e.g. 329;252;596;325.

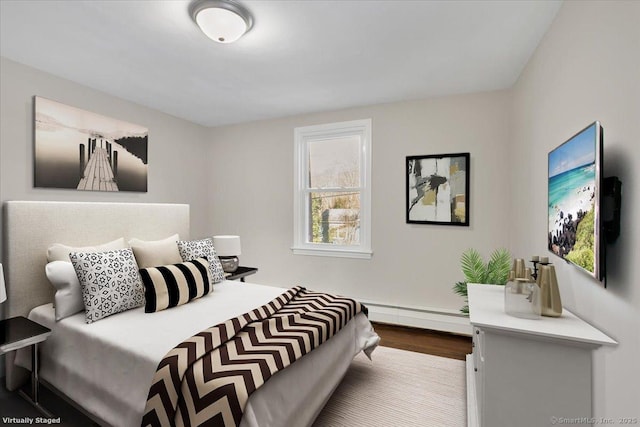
70;248;145;324
177;238;225;285
139;257;210;313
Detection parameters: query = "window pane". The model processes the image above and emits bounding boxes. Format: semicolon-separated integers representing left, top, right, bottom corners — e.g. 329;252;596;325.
308;136;360;188
308;192;360;245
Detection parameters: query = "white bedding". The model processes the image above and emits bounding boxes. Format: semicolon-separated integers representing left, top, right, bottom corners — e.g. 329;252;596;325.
21;281;379;427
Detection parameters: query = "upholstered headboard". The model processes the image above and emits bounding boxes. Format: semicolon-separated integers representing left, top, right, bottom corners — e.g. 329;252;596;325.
3;201;190;389
3;201;190;318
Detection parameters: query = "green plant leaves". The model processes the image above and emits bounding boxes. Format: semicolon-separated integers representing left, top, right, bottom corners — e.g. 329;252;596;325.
486;248;512;285
460;248;487;283
454;247;512;314
453;281;468;297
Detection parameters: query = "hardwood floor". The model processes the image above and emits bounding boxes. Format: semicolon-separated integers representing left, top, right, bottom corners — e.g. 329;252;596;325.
372;322;472;360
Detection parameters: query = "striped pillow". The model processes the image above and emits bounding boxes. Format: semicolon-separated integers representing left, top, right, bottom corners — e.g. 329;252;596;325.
139;257;211;313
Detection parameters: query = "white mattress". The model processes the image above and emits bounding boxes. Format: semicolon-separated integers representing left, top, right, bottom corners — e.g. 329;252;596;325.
22;281;379;427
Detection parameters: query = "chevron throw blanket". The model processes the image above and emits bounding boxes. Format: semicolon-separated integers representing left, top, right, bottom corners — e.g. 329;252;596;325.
142;286;366;427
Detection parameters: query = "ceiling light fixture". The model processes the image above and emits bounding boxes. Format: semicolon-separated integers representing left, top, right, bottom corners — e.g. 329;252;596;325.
189;0;253;44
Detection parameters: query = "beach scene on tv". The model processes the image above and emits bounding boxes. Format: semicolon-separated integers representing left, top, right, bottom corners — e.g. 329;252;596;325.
548;124;598;274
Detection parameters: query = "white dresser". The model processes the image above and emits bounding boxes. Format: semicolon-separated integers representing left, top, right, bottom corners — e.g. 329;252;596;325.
466;284;617;427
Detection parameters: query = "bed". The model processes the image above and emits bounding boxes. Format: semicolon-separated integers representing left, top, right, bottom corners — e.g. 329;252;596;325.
3;201;379;427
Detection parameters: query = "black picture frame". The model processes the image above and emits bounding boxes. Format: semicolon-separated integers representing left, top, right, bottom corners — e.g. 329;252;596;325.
406;152;470;226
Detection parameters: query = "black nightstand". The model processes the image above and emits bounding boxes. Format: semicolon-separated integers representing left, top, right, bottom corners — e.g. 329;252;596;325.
0;316;52;416
224;266;258;282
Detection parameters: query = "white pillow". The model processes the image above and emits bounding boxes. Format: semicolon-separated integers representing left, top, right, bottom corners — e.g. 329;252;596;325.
70;248;145;324
128;234;182;269
47;237;127;262
45;261;85;321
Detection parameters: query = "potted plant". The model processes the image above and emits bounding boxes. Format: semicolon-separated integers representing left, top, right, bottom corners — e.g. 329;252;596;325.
453;248;511;314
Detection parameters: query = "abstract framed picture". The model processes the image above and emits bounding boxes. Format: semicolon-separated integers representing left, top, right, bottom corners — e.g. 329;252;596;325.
406;152;470;225
34;96;148;192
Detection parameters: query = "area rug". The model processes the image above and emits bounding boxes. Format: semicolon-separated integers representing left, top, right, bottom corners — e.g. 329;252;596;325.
313;346;466;427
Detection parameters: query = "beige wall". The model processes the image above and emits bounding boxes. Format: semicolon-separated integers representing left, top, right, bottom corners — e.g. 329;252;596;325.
208;91;512;314
510;1;639;418
0;57;212;237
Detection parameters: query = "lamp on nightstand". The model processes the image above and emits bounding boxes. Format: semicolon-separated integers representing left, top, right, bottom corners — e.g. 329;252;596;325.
0;263;6;304
1;264;6;341
213;235;241;273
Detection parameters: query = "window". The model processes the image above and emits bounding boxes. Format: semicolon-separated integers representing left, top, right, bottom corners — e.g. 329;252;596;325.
293;119;372;259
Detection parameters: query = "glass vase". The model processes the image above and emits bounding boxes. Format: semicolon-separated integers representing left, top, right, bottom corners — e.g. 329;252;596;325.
504;278;541;319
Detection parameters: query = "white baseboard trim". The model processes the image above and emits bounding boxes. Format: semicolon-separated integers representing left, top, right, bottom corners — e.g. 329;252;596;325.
361;300;472;336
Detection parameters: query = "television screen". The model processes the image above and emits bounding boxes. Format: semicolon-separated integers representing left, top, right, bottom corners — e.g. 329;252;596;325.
548;122;603;281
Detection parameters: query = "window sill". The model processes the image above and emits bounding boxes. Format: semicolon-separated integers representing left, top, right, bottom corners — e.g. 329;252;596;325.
291;246;373;260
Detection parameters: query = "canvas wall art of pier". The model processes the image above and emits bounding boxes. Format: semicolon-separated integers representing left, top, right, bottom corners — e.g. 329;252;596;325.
34;96;148;192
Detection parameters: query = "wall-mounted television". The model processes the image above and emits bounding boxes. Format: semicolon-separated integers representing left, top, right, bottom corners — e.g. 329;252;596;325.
548;122;604;281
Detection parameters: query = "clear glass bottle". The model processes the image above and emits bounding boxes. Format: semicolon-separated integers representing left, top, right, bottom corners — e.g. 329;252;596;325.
504;269;541;319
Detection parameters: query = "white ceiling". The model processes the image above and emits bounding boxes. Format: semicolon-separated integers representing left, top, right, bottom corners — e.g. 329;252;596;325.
0;0;561;127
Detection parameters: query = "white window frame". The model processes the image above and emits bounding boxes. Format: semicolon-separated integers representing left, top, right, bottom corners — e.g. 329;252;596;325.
292;119;372;259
